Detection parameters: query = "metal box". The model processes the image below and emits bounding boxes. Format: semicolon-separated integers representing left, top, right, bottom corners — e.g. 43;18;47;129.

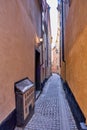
15;78;35;127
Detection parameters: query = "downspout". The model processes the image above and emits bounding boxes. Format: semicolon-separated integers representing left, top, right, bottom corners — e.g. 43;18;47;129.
61;0;65;62
61;0;66;80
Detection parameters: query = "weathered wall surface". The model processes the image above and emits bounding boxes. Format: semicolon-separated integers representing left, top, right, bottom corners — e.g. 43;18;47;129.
0;0;39;123
65;0;87;122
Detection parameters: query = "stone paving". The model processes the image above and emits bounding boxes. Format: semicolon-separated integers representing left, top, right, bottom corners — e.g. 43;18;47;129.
24;74;78;130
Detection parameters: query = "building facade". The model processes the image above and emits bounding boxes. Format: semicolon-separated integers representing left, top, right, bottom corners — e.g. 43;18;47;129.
52;10;60;74
59;0;87;126
52;45;60;74
41;0;52;81
35;0;51;90
0;0;51;129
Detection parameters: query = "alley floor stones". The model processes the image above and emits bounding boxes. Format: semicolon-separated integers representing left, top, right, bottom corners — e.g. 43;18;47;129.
20;74;79;130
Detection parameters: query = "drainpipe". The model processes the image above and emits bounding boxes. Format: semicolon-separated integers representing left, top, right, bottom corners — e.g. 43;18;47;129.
61;0;65;62
61;0;66;80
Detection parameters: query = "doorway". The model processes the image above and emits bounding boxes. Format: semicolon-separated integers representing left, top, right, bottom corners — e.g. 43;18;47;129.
35;50;41;91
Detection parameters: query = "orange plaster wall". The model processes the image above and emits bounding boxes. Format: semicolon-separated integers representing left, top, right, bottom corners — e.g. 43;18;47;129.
65;0;87;122
0;0;37;122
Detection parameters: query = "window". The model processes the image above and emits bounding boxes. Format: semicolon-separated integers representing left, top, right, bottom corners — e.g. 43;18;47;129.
56;49;58;54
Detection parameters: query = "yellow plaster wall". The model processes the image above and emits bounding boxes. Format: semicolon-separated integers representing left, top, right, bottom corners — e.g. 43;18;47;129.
65;0;87;122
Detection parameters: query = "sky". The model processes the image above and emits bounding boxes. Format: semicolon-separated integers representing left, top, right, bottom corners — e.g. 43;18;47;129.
47;0;58;47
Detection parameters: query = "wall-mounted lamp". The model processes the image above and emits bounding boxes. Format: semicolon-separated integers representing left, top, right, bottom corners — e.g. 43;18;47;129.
39;38;43;42
35;35;43;47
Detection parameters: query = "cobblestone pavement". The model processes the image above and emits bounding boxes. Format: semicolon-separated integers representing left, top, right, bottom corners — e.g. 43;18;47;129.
24;74;78;130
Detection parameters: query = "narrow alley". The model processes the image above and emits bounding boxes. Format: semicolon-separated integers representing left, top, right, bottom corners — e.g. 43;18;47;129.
23;74;78;130
1;1;87;130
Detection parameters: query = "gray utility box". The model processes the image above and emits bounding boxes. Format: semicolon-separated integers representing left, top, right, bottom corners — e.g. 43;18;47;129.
15;78;35;127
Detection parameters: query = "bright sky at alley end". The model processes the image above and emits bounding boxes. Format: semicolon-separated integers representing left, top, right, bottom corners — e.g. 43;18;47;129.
47;0;58;47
